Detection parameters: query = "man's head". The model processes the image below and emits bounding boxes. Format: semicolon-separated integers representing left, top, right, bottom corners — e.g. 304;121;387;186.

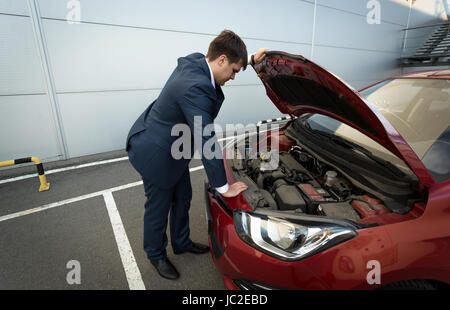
206;30;247;86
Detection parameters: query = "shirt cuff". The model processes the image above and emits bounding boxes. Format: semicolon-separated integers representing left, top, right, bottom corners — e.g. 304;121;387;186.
216;183;229;194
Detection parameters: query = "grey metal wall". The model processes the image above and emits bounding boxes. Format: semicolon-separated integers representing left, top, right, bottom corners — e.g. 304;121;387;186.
0;0;62;163
0;0;446;163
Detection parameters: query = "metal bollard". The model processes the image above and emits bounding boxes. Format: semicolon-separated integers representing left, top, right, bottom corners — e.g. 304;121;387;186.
0;157;50;192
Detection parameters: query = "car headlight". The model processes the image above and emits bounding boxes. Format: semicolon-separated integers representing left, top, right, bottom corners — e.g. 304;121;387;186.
234;210;357;261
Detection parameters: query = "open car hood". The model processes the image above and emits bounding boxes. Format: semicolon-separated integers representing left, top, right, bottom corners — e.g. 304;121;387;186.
253;51;435;188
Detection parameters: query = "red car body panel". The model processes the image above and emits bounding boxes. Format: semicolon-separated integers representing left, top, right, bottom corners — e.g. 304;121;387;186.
206;147;450;290
208;178;450;290
206;53;450;289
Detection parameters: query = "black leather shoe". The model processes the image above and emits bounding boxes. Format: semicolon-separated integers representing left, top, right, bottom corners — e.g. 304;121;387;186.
174;242;210;255
150;257;179;280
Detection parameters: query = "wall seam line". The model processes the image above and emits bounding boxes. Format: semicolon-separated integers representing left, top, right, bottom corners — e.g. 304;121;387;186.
27;0;69;160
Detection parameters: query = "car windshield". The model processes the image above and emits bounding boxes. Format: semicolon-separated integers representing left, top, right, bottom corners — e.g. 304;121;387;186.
360;78;450;159
359;78;450;182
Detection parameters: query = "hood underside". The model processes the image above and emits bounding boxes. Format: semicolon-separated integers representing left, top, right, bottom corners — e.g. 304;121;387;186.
253;51;435;188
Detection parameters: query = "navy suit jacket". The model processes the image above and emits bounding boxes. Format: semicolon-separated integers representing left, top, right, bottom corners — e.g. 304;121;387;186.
126;53;227;189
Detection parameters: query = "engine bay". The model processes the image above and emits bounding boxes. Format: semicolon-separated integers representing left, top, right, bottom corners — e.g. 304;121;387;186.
228;132;425;226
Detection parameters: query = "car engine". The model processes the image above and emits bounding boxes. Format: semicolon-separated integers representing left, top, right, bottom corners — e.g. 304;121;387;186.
229;143;397;224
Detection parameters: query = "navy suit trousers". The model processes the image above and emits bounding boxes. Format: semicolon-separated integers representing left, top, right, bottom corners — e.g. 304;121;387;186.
142;167;194;260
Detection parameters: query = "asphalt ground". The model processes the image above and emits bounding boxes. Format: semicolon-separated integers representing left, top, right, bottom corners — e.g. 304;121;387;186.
0;149;226;290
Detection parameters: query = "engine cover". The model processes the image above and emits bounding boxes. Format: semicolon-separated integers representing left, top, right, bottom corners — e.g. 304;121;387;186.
273;179;307;212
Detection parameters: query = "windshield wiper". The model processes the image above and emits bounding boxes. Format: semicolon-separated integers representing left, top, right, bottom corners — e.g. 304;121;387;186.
297;119;406;178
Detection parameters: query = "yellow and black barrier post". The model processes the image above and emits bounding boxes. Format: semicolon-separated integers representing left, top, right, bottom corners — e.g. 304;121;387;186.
0;157;50;192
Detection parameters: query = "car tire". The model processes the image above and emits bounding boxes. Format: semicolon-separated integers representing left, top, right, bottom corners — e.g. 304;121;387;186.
378;279;436;290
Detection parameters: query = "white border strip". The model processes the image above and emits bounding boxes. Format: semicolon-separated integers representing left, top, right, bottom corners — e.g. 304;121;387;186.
104;192;145;290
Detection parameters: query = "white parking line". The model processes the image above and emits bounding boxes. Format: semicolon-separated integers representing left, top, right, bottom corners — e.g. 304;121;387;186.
0;165;204;223
0;157;129;185
103;192;145;290
0;165;206;290
0;180;143;223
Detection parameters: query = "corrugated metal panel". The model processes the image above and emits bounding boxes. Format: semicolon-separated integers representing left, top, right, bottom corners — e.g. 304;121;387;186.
0;15;46;95
0;8;61;163
216;85;284;129
0;0;29;16
0;94;61;161
42;19;214;92
37;0;314;44
1;0;428;161
43;16;313;92
315;5;404;53
317;0;410;26
57;89;158;158
313;45;400;88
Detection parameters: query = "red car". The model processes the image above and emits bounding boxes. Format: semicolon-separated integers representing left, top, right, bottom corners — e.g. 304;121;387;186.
204;51;450;290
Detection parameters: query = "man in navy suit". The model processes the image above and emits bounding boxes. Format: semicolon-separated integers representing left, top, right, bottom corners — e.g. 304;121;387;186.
126;30;267;279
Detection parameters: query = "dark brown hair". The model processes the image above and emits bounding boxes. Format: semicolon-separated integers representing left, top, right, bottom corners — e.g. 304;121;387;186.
206;30;248;71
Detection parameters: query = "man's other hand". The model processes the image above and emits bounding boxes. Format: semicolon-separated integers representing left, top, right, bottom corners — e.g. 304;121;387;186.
253;48;269;64
221;182;248;198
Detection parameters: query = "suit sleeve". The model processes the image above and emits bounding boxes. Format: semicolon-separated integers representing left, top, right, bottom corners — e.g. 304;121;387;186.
178;85;228;188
